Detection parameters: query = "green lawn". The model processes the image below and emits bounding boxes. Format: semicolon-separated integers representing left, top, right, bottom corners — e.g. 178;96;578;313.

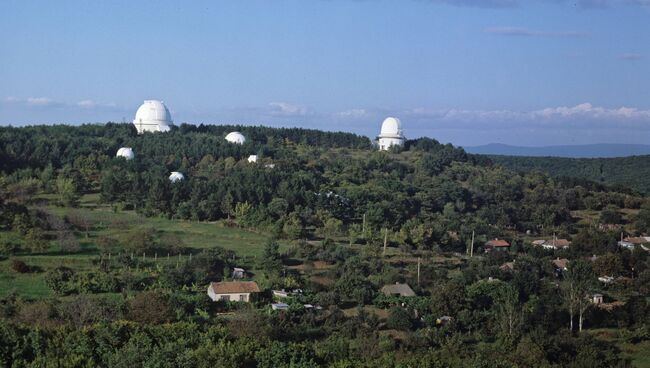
44;195;286;258
589;328;650;367
0;194;288;299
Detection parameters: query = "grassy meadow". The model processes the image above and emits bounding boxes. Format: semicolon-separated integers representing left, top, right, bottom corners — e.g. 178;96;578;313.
0;193;287;299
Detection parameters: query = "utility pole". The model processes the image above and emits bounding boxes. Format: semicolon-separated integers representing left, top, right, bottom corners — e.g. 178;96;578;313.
417;257;421;285
470;230;475;258
362;213;366;235
383;228;388;255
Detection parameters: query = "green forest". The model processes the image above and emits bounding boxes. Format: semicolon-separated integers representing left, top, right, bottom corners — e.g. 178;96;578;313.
488;155;650;195
1;123;650;367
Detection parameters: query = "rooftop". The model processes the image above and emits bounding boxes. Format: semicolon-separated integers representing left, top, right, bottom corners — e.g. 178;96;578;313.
486;239;510;247
381;283;416;297
209;281;260;294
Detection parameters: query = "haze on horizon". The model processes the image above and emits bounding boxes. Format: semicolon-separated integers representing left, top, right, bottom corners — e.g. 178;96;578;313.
1;0;649;146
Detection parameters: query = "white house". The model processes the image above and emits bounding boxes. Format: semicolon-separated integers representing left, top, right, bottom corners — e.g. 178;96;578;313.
207;281;260;302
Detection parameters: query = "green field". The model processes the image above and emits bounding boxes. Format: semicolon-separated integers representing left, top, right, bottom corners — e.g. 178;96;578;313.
590;329;650;368
0;194;287;299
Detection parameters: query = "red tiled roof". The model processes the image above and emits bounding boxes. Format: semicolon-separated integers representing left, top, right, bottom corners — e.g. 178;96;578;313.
624;237;648;244
554;239;571;248
210;281;260;294
486;239;510;247
551;258;569;269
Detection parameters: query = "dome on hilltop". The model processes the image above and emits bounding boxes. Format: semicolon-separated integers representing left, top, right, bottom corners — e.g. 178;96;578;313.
225;131;246;145
379;117;403;138
169;171;184;183
116;147;134;160
133;100;172;134
377;117;406;151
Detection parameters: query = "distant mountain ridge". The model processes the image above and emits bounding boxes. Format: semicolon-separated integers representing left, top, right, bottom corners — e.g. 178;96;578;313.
464;143;650;158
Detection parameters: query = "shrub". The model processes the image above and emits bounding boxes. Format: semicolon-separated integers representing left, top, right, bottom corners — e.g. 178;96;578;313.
386;306;413;331
11;259;31;273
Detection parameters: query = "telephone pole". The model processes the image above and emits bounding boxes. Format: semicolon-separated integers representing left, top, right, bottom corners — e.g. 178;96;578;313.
383;228;388;255
417;257;421;285
470;230;475;258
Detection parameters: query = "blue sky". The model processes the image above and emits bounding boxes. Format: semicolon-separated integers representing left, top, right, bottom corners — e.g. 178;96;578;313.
1;0;649;146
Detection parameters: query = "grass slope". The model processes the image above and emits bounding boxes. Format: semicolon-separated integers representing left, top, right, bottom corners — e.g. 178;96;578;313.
0;194;285;299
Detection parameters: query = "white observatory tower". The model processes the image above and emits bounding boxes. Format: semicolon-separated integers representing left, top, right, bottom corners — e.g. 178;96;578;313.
377;117;405;151
132;100;173;134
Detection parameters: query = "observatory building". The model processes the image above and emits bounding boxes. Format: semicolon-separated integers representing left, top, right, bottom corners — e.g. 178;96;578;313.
169;171;185;183
116;147;134;160
225;131;246;145
133;100;173;134
377;117;405;151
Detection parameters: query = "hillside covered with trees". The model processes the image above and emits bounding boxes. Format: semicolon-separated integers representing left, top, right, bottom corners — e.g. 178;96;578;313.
1;123;650;367
488;154;650;195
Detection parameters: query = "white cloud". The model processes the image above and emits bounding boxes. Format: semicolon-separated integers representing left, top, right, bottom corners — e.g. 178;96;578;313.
77;99;97;108
26;97;56;106
268;102;311;117
396;103;650;131
334;108;370;119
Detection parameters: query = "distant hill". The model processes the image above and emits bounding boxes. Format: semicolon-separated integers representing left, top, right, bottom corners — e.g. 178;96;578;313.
488;154;650;195
464;143;650;158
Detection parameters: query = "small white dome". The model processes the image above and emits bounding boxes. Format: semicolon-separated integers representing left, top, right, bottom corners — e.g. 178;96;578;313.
379;117;403;138
169;171;185;183
116;147;135;160
225;131;246;145
133;100;173;134
248;155;258;163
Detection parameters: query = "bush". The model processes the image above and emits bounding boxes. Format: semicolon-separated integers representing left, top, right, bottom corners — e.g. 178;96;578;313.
45;266;74;295
11;259;31;273
386;306;413;331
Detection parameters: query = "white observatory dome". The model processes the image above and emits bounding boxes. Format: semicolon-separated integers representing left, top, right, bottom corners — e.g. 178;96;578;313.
225;131;246;145
377;117;405;151
169;171;185;183
116;147;135;160
379;117;403;138
133;100;173;134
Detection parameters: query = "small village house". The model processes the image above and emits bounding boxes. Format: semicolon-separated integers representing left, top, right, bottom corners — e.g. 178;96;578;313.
591;293;604;305
232;267;246;279
485;239;510;252
271;303;289;311
381;283;416;297
533;238;570;250
499;261;515;272
551;258;569;272
207;281;260;302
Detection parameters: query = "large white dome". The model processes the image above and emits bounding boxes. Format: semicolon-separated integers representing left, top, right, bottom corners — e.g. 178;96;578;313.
116;147;135;160
169;171;185;183
379;117;403;138
377;116;405;151
133;100;172;134
225;131;246;145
